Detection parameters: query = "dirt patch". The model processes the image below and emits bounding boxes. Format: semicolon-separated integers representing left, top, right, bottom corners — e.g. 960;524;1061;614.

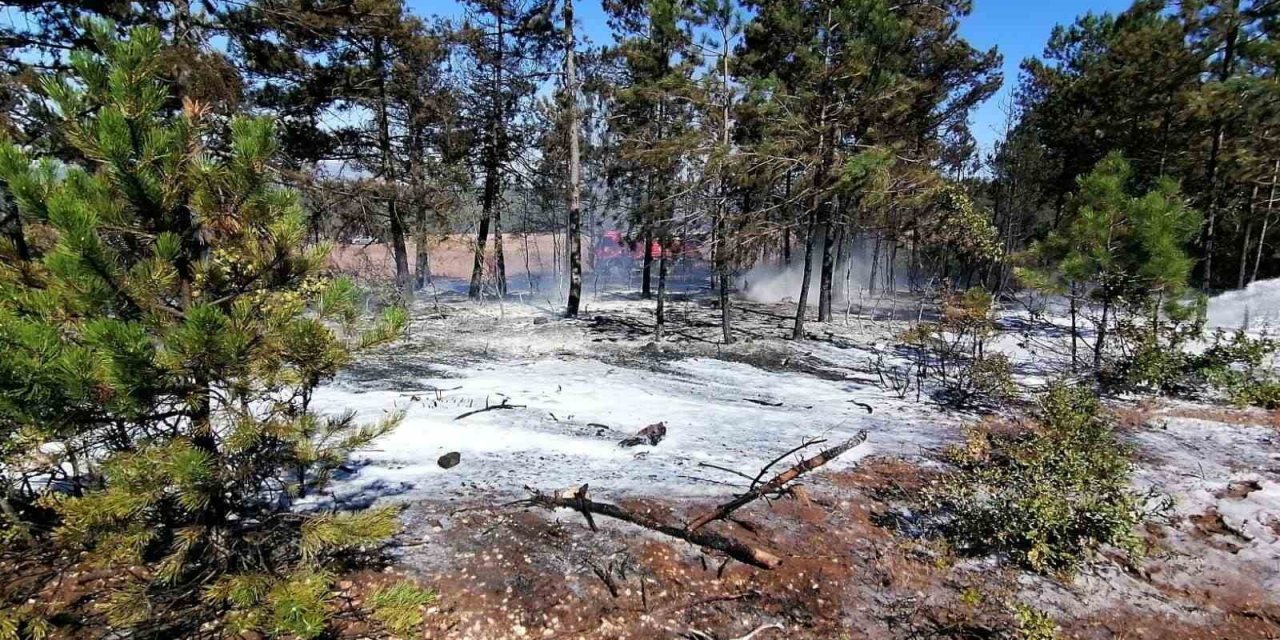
386;455;1280;639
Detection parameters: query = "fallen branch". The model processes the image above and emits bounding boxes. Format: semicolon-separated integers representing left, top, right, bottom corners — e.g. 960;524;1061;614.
527;486;783;569
454;399;526;421
750;438;827;490
743;398;784;407
686;431;869;532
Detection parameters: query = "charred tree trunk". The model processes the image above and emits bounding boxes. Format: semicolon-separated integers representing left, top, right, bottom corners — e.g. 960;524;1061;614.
655;249;668;340
564;0;583;317
469;10;507;300
792;210;818;340
817;214;835;322
642;228;654;299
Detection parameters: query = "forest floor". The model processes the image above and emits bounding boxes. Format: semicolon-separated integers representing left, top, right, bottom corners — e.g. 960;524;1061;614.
310;277;1280;639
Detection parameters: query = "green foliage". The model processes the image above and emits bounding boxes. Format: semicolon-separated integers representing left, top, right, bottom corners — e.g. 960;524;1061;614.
0;605;52;640
899;288;1015;408
919;186;1004;268
368;580;437;637
0;25;409;637
1021;153;1201;369
1031;153;1200;301
1110;320;1280;409
1011;602;1059;640
931;384;1160;573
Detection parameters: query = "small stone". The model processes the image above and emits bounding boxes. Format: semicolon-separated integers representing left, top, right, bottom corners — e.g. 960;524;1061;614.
438;451;462;469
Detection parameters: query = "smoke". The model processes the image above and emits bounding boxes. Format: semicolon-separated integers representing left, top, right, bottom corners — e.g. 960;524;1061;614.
737;239;900;305
1206;278;1280;329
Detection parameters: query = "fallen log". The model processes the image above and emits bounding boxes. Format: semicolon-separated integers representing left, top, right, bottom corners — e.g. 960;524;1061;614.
527;487;783;569
686;430;869;532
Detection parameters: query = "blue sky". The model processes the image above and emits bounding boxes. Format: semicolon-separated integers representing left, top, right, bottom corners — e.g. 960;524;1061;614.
415;0;1135;156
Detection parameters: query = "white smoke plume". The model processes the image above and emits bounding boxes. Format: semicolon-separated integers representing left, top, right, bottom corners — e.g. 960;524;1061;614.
736;240;902;305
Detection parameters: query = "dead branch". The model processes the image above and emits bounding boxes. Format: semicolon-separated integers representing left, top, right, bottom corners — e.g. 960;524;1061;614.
750;438;827;489
454;399;526;420
686;431;869;532
527;487;784;569
697;462;757;484
743;398;784;407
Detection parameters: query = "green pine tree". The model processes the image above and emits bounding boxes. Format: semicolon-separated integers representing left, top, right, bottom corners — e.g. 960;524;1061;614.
1021;152;1201;370
0;24;410;638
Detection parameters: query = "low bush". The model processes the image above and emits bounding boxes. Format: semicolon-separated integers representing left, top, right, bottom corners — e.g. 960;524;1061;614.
898;288;1016;409
929;384;1163;572
1112;323;1280;408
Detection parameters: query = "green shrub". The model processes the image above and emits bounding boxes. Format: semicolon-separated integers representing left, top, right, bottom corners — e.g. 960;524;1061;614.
1110;320;1280;409
929;384;1161;572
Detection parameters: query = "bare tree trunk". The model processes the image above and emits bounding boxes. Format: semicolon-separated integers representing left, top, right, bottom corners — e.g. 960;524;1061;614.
717;215;733;344
716;30;734;343
1201;0;1240;290
1094;295;1110;370
470;10;506;300
792;210;818;340
564;0;583;316
494;201;507;296
1240;184;1258;289
818;215;835;322
642;228;654;298
1255;158;1280;284
414;224;431;289
1070;281;1079;372
372;36;412;300
867;234;881;294
470;172;496;299
655;251;668;340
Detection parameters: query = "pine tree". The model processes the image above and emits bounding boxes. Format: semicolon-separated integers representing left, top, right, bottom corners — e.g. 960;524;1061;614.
0;25;407;637
458;0;556;299
1021;152;1201;369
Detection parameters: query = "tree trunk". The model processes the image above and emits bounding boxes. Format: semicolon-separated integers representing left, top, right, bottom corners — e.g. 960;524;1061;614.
867;234;881;294
717;214;733;344
792;210;818;340
818;213;835;322
655;251;668;340
642;228;654;298
1255;158;1280;284
1069;281;1079;372
716;32;734;343
1240;184;1258;289
470;10;506;300
470;172;496;299
1094;295;1110;369
372;36;411;300
493;200;507;296
1201;0;1240;290
415;226;431;290
564;0;583;317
